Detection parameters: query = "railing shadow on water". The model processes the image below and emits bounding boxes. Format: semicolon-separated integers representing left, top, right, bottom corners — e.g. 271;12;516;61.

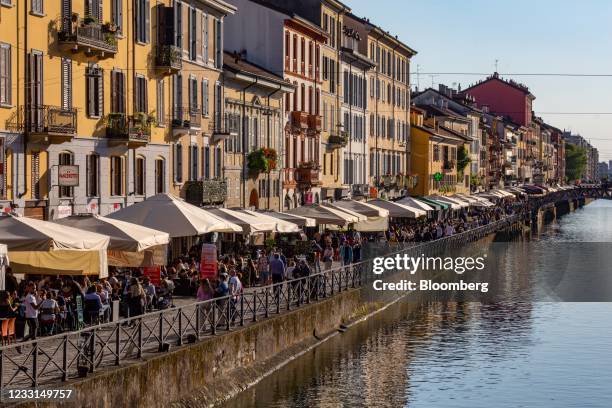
0;216;518;391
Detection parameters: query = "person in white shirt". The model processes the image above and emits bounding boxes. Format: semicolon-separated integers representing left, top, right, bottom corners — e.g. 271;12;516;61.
444;224;456;237
228;270;243;324
23;284;41;341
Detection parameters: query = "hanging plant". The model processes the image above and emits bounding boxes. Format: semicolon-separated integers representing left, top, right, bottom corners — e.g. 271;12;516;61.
247;148;278;177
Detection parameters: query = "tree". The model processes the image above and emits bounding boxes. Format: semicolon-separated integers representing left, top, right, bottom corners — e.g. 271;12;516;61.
565;143;587;181
456;145;471;176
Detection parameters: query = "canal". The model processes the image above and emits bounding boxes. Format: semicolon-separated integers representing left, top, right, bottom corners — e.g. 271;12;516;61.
223;200;612;408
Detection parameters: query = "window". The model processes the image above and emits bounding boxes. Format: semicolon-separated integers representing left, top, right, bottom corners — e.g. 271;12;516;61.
31;151;40;199
202;12;209;62
31;0;43;15
292;34;298;72
135;156;145;196
156;80;165;125
214;81;222;127
86;154;99;197
214;18;222;69
112;0;123;33
322;56;328;80
86;65;103;117
189;145;198;181
110;69;125;113
214;147;222;178
300;83;305;112
201;79;209;116
135;0;150;43
58;152;73;198
188;76;198;112
61;58;72;109
175;2;182;48
110;156;124;196
28;50;43;115
85;0;102;21
189;7;196;60
203;146;210;179
134;74;147;113
155;158;165;193
1;0;12;7
0;43;11;106
174;144;183;183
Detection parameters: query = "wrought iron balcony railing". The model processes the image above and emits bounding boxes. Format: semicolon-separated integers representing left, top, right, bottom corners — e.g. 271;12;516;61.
58;18;118;56
6;105;77;136
105;114;151;145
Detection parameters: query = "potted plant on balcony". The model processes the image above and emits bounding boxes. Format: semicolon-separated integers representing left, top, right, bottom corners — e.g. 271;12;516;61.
82;15;98;26
104;32;117;47
298;160;319;170
247;148;278;177
102;22;118;33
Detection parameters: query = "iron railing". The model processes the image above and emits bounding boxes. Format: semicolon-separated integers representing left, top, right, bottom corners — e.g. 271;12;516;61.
0;216;518;391
6;105;77;135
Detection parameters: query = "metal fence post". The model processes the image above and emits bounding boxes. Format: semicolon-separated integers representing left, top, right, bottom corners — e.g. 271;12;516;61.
226;299;231;331
89;329;95;373
265;289;269;318
253;291;258;322
137;319;143;358
115;323;120;365
240;295;245;327
62;335;68;380
32;342;38;387
211;305;217;335
177;309;183;346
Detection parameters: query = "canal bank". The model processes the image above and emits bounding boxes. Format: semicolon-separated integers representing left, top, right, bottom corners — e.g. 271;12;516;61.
7;194;590;408
222;199;612;408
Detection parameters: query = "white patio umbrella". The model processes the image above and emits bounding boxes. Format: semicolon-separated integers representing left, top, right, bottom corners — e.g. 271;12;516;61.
53;214;170;267
0;215;110;277
256;210;316;228
241;209;302;233
107;193;242;237
0;244;8;290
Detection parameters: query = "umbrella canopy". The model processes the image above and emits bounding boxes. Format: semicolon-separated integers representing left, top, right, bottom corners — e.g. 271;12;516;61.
256;210;316;228
0;215;110;276
321;204;364;222
331;200;389;217
242;210;301;233
288;205;349;226
53;214;169;252
427;195;465;210
107;194;242;237
208;208;276;234
367;199;426;218
397;196;435;212
416;197;450;210
459;194;495;207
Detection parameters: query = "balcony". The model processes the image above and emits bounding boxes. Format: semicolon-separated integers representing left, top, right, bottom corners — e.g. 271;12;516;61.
6;105;77;143
105;113;151;147
171;107;201;137
283;168;297;188
210;118;239;144
184;179;227;206
328;131;348;148
443;160;456;171
307;115;322;131
155;45;182;74
295;167;321;188
291;111;309;129
352;184;369;196
58;16;118;57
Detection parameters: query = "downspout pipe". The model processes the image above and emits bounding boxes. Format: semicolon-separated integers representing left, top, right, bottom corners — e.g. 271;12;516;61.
240;78;257;208
265;84;282;211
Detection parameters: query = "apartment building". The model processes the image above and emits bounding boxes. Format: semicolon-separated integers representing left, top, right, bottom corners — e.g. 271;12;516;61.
225;0;326;209
344;13;416;199
222;52;293;210
0;0;235;219
167;0;236;203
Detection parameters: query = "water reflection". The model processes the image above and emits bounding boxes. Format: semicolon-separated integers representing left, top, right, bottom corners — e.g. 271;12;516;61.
223;201;612;408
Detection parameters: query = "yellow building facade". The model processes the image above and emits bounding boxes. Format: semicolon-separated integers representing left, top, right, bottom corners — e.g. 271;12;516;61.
0;0;235;219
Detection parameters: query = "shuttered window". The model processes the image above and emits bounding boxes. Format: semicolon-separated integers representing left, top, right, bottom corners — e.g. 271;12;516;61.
156;80;165;126
188;76;198;113
112;0;123;33
135;156;145;196
61;0;71;32
85;0;102;21
189;7;196;61
135;0;150;43
174;144;183;183
110;156;124;196
86;154;99;197
86;66;103;118
202;12;208;62
201;79;208;116
134;74;147;113
155;158;165;194
61;58;72;109
110;69;125;114
0;43;10;106
58;152;74;198
31;0;43;15
175;2;182;49
27;51;43;129
214;81;222;128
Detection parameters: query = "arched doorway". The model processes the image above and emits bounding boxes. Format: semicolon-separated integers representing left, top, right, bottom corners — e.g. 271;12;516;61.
249;189;259;209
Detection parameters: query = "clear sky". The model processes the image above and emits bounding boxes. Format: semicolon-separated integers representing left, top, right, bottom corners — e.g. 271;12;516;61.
348;0;612;161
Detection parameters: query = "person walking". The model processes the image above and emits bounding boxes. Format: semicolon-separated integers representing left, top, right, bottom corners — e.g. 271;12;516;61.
22;283;41;342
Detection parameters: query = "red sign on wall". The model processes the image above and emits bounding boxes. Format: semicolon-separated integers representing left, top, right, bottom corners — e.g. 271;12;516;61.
200;244;218;279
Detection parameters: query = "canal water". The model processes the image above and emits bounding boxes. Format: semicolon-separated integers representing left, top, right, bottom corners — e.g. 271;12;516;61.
224;200;612;408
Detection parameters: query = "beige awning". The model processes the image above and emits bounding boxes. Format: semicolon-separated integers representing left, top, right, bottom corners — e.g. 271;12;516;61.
0;215;110;277
107;193;242;237
288;205;349;226
242;210;301;233
256;210;316;228
367;199;427;218
208;208;277;234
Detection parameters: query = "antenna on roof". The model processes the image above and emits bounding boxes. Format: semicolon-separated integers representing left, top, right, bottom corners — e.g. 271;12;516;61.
416;64;421;90
494;59;499;73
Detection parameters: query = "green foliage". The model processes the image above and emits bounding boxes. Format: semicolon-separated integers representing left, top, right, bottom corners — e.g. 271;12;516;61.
565;143;587;181
456;145;471;175
247;148;278;177
470;174;481;187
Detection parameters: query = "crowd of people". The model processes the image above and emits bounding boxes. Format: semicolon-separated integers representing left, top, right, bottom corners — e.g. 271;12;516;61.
2;190;585;346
